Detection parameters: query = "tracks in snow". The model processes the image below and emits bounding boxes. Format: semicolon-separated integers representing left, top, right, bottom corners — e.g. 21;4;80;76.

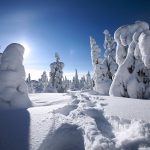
38;92;150;150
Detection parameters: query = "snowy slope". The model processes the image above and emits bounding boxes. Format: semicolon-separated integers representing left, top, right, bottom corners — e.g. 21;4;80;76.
0;92;150;150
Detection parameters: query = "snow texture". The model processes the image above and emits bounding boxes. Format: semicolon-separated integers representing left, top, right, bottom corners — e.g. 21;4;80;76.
1;92;150;150
0;43;31;109
110;21;150;99
29;92;150;150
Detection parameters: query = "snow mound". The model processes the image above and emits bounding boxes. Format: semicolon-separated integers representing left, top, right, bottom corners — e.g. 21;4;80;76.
0;43;31;109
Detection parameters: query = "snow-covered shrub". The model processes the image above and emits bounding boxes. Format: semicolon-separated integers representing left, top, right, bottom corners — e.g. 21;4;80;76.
47;53;65;93
110;21;150;99
0;43;31;109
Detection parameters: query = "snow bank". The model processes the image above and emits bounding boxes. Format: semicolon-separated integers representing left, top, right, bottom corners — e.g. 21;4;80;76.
0;43;31;109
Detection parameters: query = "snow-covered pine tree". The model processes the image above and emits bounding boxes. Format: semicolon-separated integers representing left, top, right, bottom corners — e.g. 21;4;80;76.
74;69;80;89
80;76;86;90
70;69;80;91
103;29;118;80
40;71;48;92
26;73;34;93
90;36;111;95
85;71;93;90
47;53;64;93
62;76;70;92
109;21;150;99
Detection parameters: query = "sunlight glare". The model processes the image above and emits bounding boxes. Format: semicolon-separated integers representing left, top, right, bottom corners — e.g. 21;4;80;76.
21;42;30;58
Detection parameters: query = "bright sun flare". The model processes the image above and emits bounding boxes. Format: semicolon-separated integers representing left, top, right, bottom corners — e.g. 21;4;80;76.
21;43;30;58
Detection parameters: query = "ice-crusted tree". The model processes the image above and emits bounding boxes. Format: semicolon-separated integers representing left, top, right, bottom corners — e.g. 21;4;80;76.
90;36;112;95
39;71;48;92
103;30;118;80
47;53;64;93
62;76;70;92
26;73;34;93
85;71;93;90
80;76;86;90
90;36;102;66
0;43;31;109
110;21;150;99
71;69;80;90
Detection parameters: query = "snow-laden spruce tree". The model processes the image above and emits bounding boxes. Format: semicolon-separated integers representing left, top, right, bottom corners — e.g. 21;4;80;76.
84;71;93;90
90;36;112;95
71;69;80;90
26;73;34;93
80;76;86;90
103;30;118;80
62;76;70;92
110;21;150;99
47;53;64;93
39;71;48;92
0;43;31;109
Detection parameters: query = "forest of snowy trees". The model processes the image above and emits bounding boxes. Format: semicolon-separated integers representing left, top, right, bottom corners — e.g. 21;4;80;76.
26;53;93;93
25;21;150;100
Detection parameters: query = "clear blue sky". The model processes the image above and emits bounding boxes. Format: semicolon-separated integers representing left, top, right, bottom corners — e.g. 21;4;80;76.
0;0;150;79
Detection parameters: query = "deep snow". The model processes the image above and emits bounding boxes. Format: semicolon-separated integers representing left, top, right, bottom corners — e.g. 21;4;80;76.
0;92;150;150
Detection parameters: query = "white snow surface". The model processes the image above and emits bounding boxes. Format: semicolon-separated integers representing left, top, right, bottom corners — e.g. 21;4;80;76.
1;92;150;150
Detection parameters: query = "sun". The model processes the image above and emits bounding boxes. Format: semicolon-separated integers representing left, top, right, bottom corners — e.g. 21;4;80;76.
21;42;30;58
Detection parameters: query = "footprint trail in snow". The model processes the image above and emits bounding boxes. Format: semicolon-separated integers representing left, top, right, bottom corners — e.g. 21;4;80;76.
37;92;150;150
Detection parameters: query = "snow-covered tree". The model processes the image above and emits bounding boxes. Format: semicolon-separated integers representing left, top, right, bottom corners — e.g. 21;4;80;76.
110;21;150;99
90;36;103;66
103;30;118;80
90;36;112;95
26;73;34;93
90;31;118;95
62;76;70;92
71;69;80;90
39;71;48;92
85;71;93;90
47;53;64;93
80;76;86;90
0;43;31;109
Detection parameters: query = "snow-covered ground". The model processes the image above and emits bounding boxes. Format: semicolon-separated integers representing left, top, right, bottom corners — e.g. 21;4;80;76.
1;92;150;150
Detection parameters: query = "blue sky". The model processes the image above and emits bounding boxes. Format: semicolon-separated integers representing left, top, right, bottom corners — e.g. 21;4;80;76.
0;0;150;79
